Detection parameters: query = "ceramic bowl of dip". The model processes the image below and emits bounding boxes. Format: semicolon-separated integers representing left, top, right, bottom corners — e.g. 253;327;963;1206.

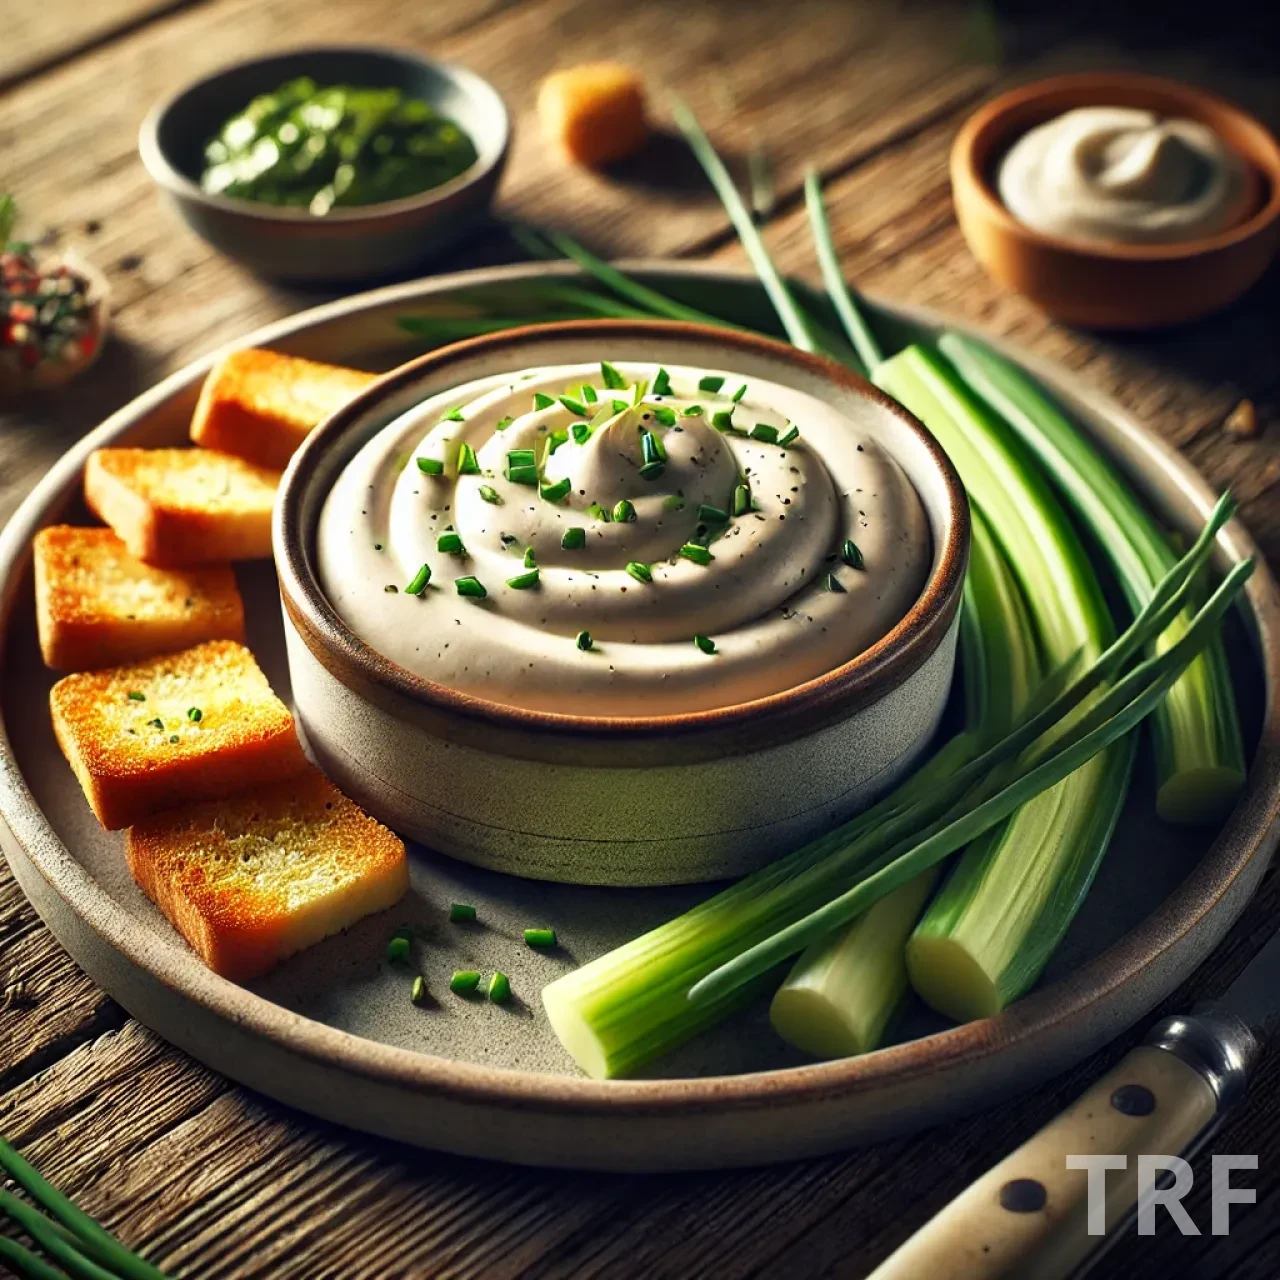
275;320;969;886
952;72;1280;328
139;45;510;283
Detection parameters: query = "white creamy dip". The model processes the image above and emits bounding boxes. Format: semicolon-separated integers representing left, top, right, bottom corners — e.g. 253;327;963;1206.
316;361;929;716
998;106;1248;245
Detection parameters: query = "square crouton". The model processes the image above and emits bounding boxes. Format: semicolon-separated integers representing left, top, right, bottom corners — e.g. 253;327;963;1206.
84;447;280;567
127;768;408;981
34;525;245;671
49;639;306;830
190;348;376;471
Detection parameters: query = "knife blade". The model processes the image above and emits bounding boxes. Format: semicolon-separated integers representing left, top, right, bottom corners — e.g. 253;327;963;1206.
867;927;1280;1280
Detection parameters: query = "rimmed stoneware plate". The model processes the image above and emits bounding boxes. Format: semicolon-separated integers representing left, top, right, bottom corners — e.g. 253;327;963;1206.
1;263;1277;1172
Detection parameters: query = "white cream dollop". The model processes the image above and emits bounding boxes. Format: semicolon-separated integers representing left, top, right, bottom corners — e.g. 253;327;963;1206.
998;106;1248;245
316;362;930;717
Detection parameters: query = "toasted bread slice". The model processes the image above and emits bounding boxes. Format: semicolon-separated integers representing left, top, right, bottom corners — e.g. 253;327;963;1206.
127;768;408;981
34;525;245;671
190;348;376;471
84;447;280;567
49;639;306;830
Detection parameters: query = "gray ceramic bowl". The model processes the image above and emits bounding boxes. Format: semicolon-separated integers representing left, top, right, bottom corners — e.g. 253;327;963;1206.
138;45;510;282
275;320;970;886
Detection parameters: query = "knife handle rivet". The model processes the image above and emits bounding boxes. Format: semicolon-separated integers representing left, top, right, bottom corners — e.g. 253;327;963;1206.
999;1178;1047;1213
1110;1084;1156;1117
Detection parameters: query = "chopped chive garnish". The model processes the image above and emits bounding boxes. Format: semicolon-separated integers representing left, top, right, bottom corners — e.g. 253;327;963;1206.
576;629;594;651
548;428;570;454
187;707;203;722
411;975;428;1005
405;563;432;595
712;410;735;431
127;691;145;701
455;576;487;598
479;484;502;504
581;383;598;403
495;415;514;431
732;383;747;402
651;405;677;428
533;392;555;410
680;542;714;565
751;423;779;443
450;969;481;994
169;734;179;744
524;927;557;948
842;539;865;570
682;404;704;417
612;398;629;414
437;532;464;555
653;368;673;396
384;584;398;593
694;633;718;655
587;501;609;521
507;448;536;466
698;503;728;524
826;572;846;592
626;561;653;584
779;424;800;446
699;374;725;392
601;361;627;390
444;406;465;422
509;464;539;486
488;971;512;1004
448;903;476;922
663;493;685;511
639;461;666;480
733;483;751;516
559;395;588;417
387;934;411;964
641;431;666;464
417;456;444;475
523;547;537;568
456;442;481;475
613;499;637;522
561;526;586;549
507;569;540;589
571;421;591;444
149;718;164;729
540;476;572;503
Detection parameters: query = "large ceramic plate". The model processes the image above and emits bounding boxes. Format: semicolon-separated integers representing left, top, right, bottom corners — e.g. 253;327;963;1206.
1;264;1276;1171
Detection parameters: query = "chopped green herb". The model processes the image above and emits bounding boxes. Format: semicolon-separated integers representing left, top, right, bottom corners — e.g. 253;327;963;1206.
411;975;428;1006
495;415;514;431
524;927;557;948
455;576;487;598
387;934;411;964
641;431;667;464
663;493;685;511
651;405;677;428
523;547;537;568
626;561;653;584
548;428;570;454
450;969;481;995
842;539;865;570
437;531;465;555
581;383;598;403
187;707;203;722
457;442;481;474
169;734;179;744
533;392;555;410
509;464;539;486
680;542;714;565
479;484;502;504
488;971;512;1004
751;423;779;444
448;903;476;922
576;629;594;651
416;456;444;475
732;383;747;402
561;526;586;549
612;499;637;523
540;476;572;503
506;448;538;485
699;374;725;392
571;421;591;445
611;399;629;414
127;691;146;702
779;424;800;447
507;448;536;466
639;461;666;480
712;410;735;431
682;404;704;417
559;395;588;417
384;584;399;593
652;368;673;396
507;569;540;590
694;634;717;655
444;406;465;422
733;483;751;516
600;361;627;390
587;502;610;522
698;503;728;524
826;572;846;593
405;563;432;595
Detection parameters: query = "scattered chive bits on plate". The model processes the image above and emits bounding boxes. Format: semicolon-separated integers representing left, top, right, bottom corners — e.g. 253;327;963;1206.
524;927;557;948
488;971;512;1004
448;902;476;923
450;969;481;995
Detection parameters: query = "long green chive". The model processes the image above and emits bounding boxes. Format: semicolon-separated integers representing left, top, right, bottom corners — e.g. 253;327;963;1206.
507;569;540;589
533;392;555;410
437;531;464;555
571;421;591;444
651;406;677;427
444;406;465;422
541;476;572;503
0;1190;147;1280
495;415;514;431
525;927;558;948
613;499;637;523
405;564;432;595
576;630;594;651
0;1231;69;1280
699;374;725;392
733;483;751;516
448;903;476;922
187;707;203;722
479;484;502;504
698;503;728;524
562;526;586;549
682;404;704;417
411;976;428;1006
626;561;653;584
653;368;673;396
559;395;588;417
127;691;145;701
842;538;865;569
639;461;666;480
751;423;779;443
694;634;717;654
826;572;846;593
523;547;537;568
732;383;747;402
779;424;800;446
582;383;598;403
489;972;512;1004
601;361;627;390
712;410;735;431
455;576;487;598
387;934;411;963
450;970;481;994
417;456;444;475
456;442;480;474
680;542;714;565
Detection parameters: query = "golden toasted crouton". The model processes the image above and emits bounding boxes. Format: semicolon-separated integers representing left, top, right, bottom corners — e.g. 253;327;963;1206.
538;63;649;168
190;348;376;470
127;768;408;981
84;447;280;567
49;639;306;830
34;525;245;671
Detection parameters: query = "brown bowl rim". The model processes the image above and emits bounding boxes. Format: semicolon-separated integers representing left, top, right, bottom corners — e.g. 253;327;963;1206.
952;70;1280;263
274;319;970;752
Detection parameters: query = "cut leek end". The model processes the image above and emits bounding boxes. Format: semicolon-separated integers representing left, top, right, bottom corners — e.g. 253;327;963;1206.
769;987;882;1059
905;934;1002;1023
1156;765;1246;826
541;982;612;1080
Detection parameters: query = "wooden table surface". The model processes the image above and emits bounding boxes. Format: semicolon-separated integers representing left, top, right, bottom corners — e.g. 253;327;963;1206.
2;3;1278;1276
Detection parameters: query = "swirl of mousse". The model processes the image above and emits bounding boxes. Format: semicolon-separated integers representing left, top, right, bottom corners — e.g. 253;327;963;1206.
316;361;930;717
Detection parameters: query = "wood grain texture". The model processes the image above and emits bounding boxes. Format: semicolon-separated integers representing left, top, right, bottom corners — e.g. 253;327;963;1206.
1;1;1279;1277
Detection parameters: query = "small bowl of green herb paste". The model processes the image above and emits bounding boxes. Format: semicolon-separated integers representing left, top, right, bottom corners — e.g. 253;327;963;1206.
140;45;509;282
